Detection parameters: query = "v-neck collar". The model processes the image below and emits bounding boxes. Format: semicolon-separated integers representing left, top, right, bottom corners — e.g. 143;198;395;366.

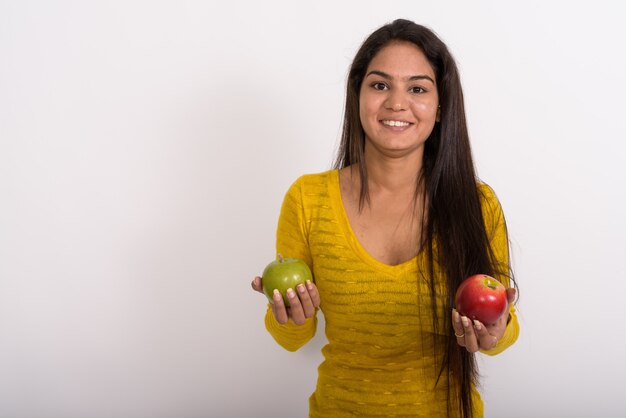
327;169;420;275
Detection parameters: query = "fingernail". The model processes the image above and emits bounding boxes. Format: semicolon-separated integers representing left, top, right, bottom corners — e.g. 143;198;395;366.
306;280;313;290
474;320;482;331
273;289;282;301
297;284;306;293
461;317;469;327
287;288;296;298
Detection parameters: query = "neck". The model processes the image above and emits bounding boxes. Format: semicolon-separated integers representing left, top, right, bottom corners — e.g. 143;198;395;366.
362;144;424;195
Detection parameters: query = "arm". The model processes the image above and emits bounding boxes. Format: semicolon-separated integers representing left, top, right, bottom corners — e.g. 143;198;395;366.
263;178;319;351
479;184;520;356
451;184;520;354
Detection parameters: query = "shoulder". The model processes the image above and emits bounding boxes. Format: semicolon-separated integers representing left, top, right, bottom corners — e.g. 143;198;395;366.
286;170;336;198
279;170;336;228
477;181;505;231
477;182;501;209
477;181;496;200
290;170;335;187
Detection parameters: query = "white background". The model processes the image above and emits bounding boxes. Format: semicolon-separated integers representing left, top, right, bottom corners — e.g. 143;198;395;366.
1;1;625;417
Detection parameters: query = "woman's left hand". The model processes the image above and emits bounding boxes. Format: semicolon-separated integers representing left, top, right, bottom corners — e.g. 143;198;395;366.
452;288;516;353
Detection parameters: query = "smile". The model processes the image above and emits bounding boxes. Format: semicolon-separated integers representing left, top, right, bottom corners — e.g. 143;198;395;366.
381;120;411;127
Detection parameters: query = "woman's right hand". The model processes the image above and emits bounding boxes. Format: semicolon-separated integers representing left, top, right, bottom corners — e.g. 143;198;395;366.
251;276;321;325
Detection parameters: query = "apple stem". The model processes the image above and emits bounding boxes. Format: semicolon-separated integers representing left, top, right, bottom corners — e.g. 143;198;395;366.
277;253;284;263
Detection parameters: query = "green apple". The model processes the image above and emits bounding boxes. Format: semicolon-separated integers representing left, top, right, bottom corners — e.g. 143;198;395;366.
262;254;312;306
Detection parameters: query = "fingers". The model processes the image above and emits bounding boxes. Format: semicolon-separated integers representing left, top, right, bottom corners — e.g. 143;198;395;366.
305;280;321;308
267;281;321;326
460;316;480;353
251;276;263;293
452;309;498;353
284;282;320;325
271;289;289;324
286;287;307;325
473;320;498;351
295;283;316;318
452;309;466;346
452;309;480;352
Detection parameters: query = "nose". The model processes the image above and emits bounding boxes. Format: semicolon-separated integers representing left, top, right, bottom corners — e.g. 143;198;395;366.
385;90;408;111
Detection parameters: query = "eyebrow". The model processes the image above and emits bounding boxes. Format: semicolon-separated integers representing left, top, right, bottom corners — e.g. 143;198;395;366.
366;70;435;84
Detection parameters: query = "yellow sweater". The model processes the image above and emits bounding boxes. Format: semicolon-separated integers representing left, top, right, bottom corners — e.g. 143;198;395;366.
265;170;519;417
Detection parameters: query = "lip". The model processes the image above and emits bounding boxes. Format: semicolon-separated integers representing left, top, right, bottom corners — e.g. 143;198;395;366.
380;119;414;129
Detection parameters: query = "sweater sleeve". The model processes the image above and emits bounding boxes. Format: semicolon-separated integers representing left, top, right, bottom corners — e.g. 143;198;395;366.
264;177;318;351
478;184;520;356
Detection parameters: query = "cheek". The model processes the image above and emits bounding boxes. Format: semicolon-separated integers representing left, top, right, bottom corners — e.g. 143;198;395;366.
410;101;438;122
359;88;382;112
359;96;377;125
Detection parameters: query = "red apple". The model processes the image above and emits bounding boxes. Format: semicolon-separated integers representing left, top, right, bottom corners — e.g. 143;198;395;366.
262;254;312;307
455;274;508;325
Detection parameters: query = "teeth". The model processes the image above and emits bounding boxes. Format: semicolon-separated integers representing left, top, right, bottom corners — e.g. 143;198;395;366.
382;120;410;127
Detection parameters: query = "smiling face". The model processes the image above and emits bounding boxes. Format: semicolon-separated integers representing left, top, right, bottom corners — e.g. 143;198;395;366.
359;41;439;159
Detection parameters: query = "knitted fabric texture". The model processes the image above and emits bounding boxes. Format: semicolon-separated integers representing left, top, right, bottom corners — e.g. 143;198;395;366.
265;170;519;417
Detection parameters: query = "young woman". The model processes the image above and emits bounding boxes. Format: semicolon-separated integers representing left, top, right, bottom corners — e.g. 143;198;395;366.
251;19;519;418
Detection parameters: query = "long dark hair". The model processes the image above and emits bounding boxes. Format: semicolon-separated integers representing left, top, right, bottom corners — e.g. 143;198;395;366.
334;19;512;418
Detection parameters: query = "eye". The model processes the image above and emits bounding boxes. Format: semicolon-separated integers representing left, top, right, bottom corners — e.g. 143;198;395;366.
410;86;426;94
371;82;388;91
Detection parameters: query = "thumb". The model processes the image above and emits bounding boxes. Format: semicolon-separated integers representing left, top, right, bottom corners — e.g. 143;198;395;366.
506;287;516;304
251;276;263;293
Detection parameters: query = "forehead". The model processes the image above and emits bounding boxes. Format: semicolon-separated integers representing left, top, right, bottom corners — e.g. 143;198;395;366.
367;41;436;79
